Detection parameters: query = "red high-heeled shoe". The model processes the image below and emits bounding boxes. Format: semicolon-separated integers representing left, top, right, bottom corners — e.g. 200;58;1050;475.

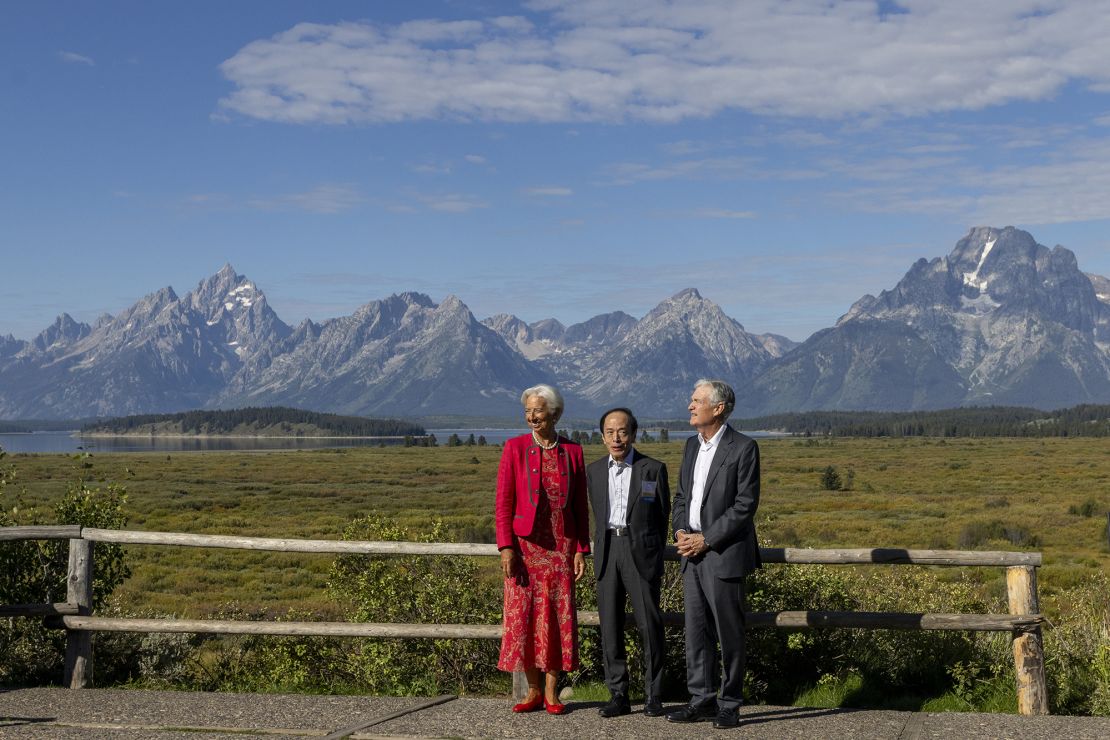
544;697;568;715
512;694;544;713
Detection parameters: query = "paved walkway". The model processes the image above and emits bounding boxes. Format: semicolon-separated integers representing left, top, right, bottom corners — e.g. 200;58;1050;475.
2;687;1109;739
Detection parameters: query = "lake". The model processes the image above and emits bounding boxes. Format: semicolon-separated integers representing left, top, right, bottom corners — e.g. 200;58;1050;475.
0;428;779;454
0;430;518;454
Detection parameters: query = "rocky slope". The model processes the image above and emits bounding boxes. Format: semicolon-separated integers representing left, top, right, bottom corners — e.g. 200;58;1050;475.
743;226;1110;413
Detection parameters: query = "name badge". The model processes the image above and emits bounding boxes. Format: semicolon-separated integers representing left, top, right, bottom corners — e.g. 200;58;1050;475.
641;480;657;502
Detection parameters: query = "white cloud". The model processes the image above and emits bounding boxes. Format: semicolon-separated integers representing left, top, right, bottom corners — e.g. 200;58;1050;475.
764;130;837;149
523;186;573;196
58;50;94;66
600;155;756;184
660;139;719;156
182;193;233;208
414;192;489;213
247;184;364;214
689;208;756;219
817;130;1110;225
410;161;453;175
464;154;487;164
972;140;1110;224
181;185;362;214
216;2;1110;125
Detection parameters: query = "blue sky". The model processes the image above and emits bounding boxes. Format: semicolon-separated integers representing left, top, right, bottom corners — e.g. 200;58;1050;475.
5;0;1110;343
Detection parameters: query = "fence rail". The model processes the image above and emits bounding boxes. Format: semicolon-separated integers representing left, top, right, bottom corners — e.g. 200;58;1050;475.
17;526;1040;566
47;610;1043;637
1;524;1049;716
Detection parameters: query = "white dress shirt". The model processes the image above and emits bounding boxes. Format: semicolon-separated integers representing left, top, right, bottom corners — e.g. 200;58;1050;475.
607;447;636;528
688;424;727;532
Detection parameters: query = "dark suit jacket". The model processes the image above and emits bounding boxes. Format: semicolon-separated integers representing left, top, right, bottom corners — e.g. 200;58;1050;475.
587;449;671;582
671;425;761;578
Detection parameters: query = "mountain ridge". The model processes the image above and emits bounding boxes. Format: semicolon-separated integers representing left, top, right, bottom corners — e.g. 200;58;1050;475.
3;226;1110;420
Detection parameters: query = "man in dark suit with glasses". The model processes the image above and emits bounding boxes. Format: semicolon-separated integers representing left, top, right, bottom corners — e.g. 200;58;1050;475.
587;407;671;719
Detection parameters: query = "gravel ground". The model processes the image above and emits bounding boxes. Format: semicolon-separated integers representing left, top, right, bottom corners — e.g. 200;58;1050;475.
3;688;1109;739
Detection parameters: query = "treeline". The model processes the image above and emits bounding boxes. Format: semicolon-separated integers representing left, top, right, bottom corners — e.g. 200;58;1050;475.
83;407;424;437
0;419;92;433
730;404;1110;437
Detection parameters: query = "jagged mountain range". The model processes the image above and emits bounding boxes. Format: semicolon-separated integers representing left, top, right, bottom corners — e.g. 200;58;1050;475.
741;226;1110;414
2;226;1109;420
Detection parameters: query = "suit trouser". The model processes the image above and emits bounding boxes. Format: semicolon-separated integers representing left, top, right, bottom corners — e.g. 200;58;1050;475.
682;555;747;711
596;534;665;698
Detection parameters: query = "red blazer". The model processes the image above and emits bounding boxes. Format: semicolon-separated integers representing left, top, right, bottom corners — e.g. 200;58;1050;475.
495;433;590;554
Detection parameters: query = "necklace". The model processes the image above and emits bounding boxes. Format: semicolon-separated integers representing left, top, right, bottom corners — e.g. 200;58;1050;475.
532;431;559;450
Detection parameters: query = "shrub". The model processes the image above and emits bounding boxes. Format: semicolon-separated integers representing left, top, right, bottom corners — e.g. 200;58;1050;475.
958;520;1040;549
820;465;843;490
1068;499;1099;517
1041;571;1110;714
327;516;502;694
744;556;1013;706
92;599;196;687
0;451;130;685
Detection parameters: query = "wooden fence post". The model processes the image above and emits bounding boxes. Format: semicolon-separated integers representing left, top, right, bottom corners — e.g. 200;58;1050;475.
512;671;528;701
1006;565;1048;715
63;538;93;688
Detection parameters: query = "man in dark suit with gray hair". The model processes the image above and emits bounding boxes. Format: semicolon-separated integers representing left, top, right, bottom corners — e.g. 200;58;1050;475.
666;379;761;729
587;407;671;718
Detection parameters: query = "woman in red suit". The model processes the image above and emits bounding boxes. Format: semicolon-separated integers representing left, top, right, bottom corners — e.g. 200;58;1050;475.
495;383;589;715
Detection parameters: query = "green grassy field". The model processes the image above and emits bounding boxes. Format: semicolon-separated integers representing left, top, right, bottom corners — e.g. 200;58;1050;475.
5;436;1109;617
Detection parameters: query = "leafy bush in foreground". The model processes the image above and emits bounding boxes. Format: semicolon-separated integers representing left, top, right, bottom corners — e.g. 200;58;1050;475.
0;450;130;685
744;562;1009;704
1041;571;1110;715
326;516;502;694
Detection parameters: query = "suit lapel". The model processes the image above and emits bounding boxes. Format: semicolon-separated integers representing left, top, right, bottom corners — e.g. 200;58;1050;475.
700;426;733;505
592;461;611;527
681;435;698;493
626;452;644;519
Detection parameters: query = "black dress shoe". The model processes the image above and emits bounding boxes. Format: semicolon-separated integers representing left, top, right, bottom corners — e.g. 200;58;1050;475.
643;698;664;717
665;703;716;723
713;707;740;729
598;693;631;718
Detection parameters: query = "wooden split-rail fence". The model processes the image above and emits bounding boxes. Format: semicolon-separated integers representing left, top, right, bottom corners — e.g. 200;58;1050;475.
0;525;1048;716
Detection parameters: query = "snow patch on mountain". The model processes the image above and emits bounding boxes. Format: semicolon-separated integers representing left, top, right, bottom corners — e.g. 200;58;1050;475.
962;236;996;292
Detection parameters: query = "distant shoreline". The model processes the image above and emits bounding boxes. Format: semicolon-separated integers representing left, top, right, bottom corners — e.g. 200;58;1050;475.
75;432;415;440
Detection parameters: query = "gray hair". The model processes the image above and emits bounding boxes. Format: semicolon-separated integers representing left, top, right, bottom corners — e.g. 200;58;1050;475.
521;384;564;422
695;379;735;420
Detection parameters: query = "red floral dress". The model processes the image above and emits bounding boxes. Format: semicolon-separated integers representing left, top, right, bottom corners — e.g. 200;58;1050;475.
498;446;579;672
